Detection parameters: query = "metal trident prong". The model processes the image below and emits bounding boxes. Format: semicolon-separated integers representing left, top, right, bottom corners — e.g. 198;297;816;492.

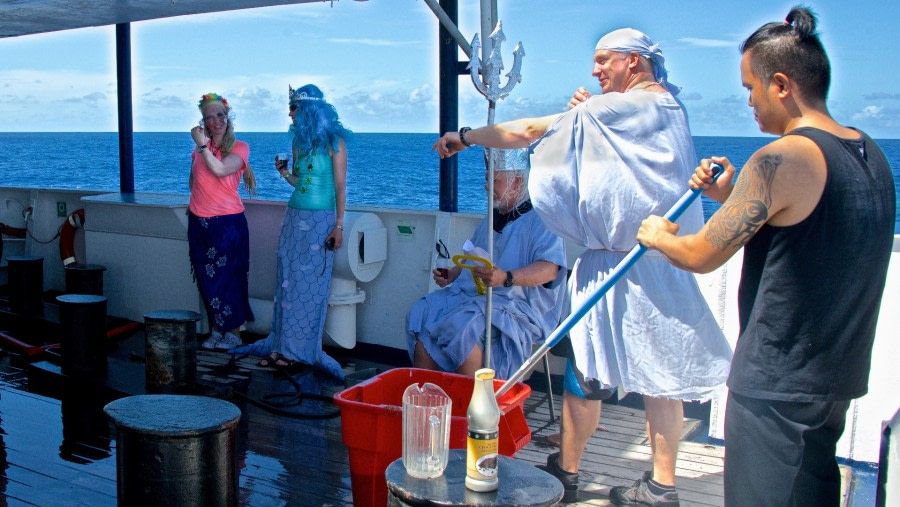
468;21;525;102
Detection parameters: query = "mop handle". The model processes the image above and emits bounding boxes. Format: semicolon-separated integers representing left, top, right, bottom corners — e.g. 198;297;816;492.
496;164;724;397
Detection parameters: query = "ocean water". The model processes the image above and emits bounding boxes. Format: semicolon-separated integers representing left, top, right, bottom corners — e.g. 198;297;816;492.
1;132;898;230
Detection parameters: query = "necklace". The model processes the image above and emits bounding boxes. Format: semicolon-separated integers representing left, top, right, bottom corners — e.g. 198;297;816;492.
629;81;658;91
297;152;317;194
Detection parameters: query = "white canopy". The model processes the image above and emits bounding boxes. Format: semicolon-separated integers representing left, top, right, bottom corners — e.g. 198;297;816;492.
0;0;339;39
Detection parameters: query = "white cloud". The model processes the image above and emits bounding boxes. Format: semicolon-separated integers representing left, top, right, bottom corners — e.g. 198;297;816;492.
853;105;885;120
0;69;118;130
142;92;189;110
676;37;736;48
232;86;274;110
143;65;196;72
864;92;900;101
851;105;900;128
684;100;758;137
327;37;420;47
330;86;441;132
408;84;434;104
80;92;108;104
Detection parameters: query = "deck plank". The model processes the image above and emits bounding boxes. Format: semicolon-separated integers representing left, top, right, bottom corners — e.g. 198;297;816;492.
520;392;725;507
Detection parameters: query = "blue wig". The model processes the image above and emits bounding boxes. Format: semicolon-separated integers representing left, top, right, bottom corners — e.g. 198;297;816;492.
288;84;352;158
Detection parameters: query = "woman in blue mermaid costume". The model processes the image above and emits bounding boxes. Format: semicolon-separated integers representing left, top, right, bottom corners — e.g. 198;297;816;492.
234;84;350;380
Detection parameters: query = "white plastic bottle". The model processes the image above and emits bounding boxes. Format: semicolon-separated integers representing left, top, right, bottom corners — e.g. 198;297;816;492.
465;368;501;492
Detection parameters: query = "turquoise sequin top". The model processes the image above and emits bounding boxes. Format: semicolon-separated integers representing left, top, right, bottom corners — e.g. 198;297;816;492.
287;150;335;211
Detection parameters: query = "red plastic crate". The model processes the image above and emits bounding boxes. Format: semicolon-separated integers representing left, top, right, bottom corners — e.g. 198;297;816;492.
333;368;532;507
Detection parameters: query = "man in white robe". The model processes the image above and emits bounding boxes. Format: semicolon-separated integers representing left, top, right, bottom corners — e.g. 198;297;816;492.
407;148;567;379
433;28;732;506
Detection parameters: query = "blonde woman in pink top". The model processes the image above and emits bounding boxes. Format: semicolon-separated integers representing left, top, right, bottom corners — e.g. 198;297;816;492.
188;93;256;350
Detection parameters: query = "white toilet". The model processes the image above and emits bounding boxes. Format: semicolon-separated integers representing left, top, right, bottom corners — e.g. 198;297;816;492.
324;211;387;348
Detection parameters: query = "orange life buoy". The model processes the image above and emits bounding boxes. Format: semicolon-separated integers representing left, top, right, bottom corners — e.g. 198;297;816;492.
59;208;85;266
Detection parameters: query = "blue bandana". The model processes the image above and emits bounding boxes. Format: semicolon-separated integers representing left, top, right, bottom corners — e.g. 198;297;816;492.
595;28;680;96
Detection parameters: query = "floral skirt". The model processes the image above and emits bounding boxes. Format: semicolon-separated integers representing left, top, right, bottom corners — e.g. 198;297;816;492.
187;211;254;333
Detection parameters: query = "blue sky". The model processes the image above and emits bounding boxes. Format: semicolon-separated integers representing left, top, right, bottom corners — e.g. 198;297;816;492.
1;0;898;137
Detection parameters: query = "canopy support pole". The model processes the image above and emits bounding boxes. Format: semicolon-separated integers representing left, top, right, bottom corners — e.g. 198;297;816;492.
116;23;135;194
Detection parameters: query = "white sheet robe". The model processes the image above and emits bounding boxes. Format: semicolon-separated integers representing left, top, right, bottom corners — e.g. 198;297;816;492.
406;209;567;380
529;89;733;400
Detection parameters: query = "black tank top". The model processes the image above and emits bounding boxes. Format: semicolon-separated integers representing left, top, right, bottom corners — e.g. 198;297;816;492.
729;127;895;402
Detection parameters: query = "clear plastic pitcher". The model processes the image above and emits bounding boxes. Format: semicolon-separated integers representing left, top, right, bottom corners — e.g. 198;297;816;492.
402;382;452;479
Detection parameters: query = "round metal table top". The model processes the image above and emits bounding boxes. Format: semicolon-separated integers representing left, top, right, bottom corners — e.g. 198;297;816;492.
385;449;563;506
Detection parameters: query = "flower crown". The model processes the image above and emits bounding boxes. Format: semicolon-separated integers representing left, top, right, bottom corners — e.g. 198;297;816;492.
288;85;323;105
198;93;229;110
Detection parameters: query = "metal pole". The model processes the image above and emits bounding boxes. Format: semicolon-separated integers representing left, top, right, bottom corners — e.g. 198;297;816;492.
480;0;497;370
437;0;459;212
115;23;135;194
422;0;472;57
484;100;494;370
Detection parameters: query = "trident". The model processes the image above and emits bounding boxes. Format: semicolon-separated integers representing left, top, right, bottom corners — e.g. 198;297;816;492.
467;21;524;371
468;22;525;108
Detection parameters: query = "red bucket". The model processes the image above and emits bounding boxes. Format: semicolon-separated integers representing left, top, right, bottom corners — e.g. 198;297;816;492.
333;368;531;507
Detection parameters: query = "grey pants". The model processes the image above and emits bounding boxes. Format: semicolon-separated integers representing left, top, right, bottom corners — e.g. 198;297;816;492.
724;391;850;507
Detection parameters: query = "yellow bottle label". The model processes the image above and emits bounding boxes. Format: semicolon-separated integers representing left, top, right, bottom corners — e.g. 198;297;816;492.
466;431;499;480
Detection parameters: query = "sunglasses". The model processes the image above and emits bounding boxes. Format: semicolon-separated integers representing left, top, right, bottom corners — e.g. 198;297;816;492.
435;239;450;259
289;104;298;112
203;111;226;122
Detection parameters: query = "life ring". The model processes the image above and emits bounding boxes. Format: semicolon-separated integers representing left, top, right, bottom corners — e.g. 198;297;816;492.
59;208;85;266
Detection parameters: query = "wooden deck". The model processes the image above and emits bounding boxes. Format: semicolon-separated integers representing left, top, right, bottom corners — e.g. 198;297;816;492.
0;339;728;506
519;389;725;506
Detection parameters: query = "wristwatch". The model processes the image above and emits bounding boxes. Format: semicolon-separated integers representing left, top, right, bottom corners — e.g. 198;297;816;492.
503;270;514;287
458;126;473;147
198;144;207;153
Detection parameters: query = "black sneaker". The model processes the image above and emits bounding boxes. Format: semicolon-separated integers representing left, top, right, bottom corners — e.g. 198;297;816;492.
609;470;679;506
536;452;579;503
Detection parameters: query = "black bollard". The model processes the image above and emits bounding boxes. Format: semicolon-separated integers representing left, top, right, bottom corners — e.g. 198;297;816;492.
64;263;107;296
56;294;108;377
104;394;241;507
8;255;43;318
143;310;201;394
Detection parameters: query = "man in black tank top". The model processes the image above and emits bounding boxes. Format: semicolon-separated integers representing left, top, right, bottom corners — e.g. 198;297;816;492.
637;6;895;507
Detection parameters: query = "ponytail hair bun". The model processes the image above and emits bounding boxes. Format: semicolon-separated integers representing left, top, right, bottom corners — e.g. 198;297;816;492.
785;6;818;41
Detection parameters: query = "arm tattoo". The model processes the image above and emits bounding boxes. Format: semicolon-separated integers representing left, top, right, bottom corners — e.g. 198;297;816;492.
705;154;781;249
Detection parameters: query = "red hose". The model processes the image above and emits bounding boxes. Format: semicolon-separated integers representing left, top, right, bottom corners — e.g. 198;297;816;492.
0;321;139;359
106;321;140;339
0;330;58;358
0;222;27;238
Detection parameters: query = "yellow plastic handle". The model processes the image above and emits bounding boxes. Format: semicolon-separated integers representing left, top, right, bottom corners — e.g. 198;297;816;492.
452;254;494;295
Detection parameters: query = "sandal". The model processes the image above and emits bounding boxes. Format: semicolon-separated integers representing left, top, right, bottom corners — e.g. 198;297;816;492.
258;353;279;368
273;355;311;373
275;356;299;369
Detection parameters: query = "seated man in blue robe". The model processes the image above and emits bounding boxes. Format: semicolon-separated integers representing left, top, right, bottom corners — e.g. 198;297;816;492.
406;148;567;379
